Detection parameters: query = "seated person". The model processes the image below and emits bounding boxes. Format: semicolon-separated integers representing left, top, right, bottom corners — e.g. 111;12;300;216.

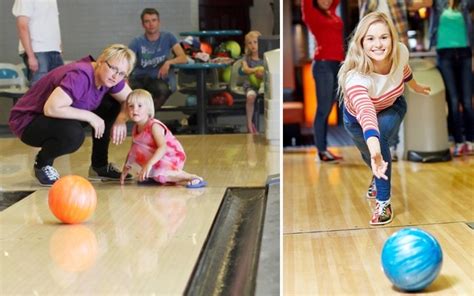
128;8;187;109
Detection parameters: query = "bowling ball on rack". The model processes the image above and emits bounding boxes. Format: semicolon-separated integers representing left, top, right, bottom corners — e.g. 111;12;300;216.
186;95;197;106
224;40;241;59
381;228;443;292
220;66;231;83
48;175;97;224
209;92;234;106
222;91;234;106
200;41;213;55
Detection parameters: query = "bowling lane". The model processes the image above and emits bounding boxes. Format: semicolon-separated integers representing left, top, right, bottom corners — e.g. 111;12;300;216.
0;134;278;191
0;134;280;294
0;185;226;294
283;147;474;233
283;222;474;295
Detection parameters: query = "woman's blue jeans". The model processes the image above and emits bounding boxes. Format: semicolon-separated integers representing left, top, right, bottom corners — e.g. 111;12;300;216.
312;60;340;151
437;47;473;143
343;96;407;201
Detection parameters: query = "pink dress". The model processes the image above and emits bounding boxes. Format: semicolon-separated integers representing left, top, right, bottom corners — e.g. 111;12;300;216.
125;118;186;183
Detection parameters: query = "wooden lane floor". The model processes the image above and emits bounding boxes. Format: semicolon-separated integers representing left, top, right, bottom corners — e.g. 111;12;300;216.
0;134;279;295
283;147;474;295
0;134;279;191
284;223;473;295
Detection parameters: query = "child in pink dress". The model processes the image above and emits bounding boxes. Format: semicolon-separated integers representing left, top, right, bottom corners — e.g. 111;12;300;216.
120;89;206;188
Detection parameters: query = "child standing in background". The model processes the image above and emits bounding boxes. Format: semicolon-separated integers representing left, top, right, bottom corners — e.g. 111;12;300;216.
120;89;206;188
241;30;265;134
338;12;431;225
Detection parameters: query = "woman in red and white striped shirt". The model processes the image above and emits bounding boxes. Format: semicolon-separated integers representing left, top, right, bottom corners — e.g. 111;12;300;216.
338;12;431;225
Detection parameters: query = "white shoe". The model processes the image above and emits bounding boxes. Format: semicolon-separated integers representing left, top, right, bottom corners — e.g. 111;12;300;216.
258;83;264;95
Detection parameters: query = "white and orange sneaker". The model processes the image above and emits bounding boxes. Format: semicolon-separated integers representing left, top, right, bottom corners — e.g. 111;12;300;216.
370;199;393;225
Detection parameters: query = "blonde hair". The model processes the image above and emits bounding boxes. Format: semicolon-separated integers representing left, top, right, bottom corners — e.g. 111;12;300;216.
244;30;262;56
126;89;155;117
97;44;136;75
338;12;400;101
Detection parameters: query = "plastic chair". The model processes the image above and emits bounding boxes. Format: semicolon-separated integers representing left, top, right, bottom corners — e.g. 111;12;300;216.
228;59;247;96
0;63;28;105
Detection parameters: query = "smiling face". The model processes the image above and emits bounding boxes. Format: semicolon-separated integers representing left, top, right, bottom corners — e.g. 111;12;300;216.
362;21;392;64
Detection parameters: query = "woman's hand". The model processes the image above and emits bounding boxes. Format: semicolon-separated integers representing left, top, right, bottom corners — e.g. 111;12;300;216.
89;113;105;139
370;153;388;180
367;137;388;180
408;80;431;95
111;122;127;145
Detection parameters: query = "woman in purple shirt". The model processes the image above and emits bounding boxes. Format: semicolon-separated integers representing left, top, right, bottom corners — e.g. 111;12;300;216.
9;44;136;186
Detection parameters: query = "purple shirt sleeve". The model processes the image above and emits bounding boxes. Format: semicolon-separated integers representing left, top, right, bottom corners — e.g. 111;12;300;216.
109;79;125;94
59;69;91;108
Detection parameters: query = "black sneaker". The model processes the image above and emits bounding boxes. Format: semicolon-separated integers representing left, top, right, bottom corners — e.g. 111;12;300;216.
88;163;132;181
34;165;60;186
317;151;343;163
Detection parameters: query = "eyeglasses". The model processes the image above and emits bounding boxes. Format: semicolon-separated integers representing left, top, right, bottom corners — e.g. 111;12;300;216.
104;61;128;78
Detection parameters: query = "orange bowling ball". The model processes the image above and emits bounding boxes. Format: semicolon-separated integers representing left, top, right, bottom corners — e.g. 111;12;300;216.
200;41;213;55
48;175;97;224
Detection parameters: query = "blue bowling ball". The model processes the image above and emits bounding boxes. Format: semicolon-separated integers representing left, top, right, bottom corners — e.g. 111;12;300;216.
381;228;443;292
186;95;197;107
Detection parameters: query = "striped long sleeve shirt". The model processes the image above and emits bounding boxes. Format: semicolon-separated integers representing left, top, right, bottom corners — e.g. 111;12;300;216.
343;43;413;140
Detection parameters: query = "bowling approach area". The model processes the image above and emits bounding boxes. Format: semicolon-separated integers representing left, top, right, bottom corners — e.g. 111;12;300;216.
0;134;279;295
283;147;473;295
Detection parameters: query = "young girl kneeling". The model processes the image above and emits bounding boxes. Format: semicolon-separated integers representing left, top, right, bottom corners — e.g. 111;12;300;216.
120;89;206;188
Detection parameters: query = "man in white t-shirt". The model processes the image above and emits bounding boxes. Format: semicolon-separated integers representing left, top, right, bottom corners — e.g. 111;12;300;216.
12;0;64;85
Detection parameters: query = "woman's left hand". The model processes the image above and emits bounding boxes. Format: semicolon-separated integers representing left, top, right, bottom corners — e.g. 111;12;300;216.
413;83;431;95
111;122;127;145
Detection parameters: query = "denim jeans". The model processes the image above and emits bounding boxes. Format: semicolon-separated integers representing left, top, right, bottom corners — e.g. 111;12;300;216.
128;75;174;109
437;47;474;143
312;60;340;151
21;51;64;86
343;96;407;201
